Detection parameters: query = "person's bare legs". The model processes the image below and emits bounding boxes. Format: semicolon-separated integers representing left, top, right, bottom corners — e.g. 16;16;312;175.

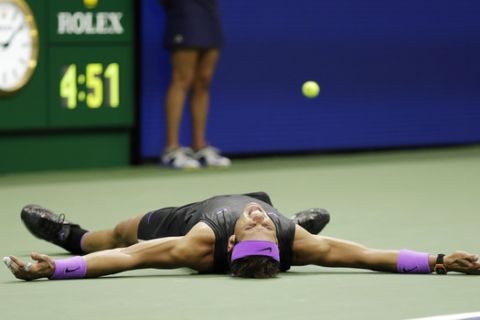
164;49;199;150
80;215;144;253
190;49;220;150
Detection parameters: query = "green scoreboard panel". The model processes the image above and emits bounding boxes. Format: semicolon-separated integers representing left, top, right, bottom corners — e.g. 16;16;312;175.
49;46;133;127
0;0;135;172
48;0;134;128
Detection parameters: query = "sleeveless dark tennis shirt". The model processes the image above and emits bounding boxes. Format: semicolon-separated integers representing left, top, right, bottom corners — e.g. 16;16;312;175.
139;193;296;273
191;194;296;273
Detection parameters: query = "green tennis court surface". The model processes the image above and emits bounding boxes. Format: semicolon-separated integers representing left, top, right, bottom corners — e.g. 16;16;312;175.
1;146;480;320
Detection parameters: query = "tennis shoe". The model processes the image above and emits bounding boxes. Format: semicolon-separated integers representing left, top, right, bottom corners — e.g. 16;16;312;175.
291;208;330;234
20;204;79;246
194;146;231;167
161;147;201;169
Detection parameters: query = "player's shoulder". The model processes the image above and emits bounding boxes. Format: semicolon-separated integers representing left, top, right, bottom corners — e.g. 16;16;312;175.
186;222;216;243
173;222;216;271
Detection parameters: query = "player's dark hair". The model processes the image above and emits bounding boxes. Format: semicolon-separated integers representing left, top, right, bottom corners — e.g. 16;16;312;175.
230;256;280;278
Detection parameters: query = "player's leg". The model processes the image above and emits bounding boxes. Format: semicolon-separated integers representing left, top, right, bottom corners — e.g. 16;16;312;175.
80;215;144;253
191;49;231;167
83;206;190;252
21;204;144;255
161;49;201;168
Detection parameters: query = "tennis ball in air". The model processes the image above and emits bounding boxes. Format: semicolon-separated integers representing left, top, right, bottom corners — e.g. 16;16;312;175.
302;81;320;98
83;0;98;9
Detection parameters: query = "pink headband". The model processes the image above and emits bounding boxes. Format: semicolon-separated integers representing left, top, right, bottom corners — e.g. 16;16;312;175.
231;240;280;262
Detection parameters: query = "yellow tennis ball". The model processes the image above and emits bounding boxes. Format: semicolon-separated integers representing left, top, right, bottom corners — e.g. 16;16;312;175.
83;0;98;9
302;81;320;98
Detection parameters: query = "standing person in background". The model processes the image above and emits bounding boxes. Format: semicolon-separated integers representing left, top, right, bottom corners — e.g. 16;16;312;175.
159;0;231;169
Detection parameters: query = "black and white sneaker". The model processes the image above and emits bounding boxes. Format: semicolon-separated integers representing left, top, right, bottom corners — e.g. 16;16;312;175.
291;208;331;234
194;146;231;167
161;147;201;169
20;204;79;247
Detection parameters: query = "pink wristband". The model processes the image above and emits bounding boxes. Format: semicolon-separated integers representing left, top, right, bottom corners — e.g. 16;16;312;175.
50;256;87;280
397;249;431;274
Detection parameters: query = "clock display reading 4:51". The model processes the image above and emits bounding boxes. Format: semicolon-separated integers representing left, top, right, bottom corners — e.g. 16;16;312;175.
60;62;120;109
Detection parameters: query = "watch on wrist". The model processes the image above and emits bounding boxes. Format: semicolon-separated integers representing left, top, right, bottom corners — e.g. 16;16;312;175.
434;254;447;274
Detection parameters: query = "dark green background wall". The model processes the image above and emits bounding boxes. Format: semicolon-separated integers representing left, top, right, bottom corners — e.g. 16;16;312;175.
0;0;135;173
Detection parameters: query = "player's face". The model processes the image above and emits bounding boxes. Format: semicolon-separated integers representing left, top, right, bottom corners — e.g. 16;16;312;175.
233;202;278;243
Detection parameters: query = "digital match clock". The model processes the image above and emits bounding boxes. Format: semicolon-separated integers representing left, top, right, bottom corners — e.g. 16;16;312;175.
45;0;134;128
60;62;120;110
48;46;133;127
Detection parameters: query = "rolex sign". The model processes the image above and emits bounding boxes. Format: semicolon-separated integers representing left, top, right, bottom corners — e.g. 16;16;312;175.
49;0;133;43
57;12;124;35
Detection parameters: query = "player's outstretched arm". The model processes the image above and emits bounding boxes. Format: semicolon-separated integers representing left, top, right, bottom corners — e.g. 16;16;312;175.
4;223;215;281
292;225;480;274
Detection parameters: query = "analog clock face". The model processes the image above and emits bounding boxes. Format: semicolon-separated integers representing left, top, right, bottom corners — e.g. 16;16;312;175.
0;0;38;94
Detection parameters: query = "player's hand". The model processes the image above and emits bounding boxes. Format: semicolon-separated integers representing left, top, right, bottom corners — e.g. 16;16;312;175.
3;252;55;281
444;251;480;275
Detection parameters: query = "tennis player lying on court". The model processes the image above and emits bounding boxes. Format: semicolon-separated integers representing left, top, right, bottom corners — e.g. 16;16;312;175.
4;192;480;280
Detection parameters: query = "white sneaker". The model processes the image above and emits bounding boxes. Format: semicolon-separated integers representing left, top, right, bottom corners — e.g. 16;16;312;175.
194;146;231;167
161;147;200;169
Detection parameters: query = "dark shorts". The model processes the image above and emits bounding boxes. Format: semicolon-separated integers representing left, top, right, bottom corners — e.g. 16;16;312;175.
137;207;190;240
162;0;224;49
164;15;224;49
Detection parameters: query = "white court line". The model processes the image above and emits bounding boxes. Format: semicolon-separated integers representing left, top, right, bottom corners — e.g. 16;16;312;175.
408;312;480;320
